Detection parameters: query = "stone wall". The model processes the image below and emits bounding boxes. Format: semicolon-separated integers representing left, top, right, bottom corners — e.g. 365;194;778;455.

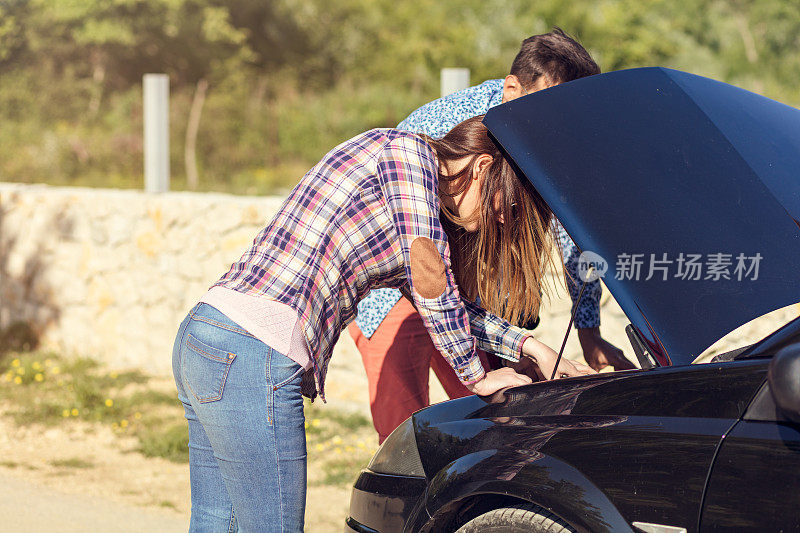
0;182;283;373
1;182;797;380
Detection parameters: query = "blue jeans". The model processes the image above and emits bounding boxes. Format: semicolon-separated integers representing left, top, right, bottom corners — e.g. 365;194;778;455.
172;303;307;532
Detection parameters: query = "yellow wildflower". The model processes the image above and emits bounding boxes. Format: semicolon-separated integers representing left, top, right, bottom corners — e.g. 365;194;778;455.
51;367;61;375
109;371;118;379
104;399;114;407
332;435;343;445
34;373;44;382
11;359;20;367
71;408;79;416
120;419;129;428
62;409;70;418
3;373;11;382
13;376;22;385
16;367;25;375
311;419;320;427
32;362;42;371
133;412;142;420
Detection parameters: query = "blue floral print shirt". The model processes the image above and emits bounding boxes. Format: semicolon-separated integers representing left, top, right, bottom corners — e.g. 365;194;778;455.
355;79;602;338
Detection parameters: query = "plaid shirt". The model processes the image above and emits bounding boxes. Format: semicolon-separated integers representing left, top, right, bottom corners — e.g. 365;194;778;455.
214;129;529;400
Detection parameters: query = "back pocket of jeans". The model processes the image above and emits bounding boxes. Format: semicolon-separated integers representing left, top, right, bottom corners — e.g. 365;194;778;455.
183;333;237;403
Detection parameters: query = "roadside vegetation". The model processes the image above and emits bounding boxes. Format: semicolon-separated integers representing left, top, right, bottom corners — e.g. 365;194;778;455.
0;347;378;488
1;0;798;195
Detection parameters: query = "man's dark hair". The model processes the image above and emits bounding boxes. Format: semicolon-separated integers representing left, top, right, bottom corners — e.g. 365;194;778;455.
509;27;600;88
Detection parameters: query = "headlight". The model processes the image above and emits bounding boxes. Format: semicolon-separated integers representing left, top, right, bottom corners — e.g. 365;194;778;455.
367;417;425;477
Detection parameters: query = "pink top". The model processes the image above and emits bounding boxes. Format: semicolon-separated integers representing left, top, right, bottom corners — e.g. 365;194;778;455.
200;286;312;370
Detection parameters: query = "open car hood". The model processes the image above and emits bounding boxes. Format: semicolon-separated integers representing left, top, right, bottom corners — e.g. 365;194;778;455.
484;67;800;366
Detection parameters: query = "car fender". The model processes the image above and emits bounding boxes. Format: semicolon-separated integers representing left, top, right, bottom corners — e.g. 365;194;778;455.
419;450;633;533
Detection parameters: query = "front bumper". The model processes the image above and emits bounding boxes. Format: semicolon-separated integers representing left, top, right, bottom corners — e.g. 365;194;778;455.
345;470;427;532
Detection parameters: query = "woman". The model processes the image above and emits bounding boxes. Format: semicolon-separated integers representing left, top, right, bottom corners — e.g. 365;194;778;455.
172;116;593;531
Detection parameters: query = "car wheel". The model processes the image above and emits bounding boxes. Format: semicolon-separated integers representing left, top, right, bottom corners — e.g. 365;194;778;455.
455;503;576;533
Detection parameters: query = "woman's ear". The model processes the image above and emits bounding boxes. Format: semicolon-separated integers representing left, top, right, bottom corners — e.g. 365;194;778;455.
472;154;494;180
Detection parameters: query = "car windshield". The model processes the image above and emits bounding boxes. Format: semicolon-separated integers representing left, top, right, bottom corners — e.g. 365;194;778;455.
691;305;800;364
536;267;799;370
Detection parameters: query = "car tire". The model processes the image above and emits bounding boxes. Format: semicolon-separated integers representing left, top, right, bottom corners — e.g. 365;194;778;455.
454;503;576;533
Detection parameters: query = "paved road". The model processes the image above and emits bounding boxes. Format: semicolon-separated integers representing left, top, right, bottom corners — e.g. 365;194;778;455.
0;474;188;532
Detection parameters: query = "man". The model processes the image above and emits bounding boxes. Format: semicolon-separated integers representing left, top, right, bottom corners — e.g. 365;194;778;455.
349;28;634;443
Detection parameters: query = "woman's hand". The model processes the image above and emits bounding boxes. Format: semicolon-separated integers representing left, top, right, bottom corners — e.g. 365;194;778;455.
465;367;533;396
465;338;597;397
521;337;596;380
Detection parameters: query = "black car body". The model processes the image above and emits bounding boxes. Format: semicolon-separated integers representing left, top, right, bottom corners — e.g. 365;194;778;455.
346;68;800;533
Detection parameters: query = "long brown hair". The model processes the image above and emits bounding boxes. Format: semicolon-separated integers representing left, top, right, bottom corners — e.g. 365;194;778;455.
424;116;556;326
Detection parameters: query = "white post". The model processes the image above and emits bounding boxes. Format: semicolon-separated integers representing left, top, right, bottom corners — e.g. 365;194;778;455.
440;68;470;98
143;74;170;193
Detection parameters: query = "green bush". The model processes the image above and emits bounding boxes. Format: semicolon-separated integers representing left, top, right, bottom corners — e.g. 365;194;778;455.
2;0;798;195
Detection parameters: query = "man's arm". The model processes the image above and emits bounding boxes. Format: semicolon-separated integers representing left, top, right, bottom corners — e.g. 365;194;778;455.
553;219;601;328
553;221;635;371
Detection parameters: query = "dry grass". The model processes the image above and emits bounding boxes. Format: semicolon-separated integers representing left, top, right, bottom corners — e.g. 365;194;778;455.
0;348;379;530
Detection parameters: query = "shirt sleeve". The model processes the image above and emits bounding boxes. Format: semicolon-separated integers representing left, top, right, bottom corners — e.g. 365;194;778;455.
376;134;528;384
462;300;529;362
553;220;602;328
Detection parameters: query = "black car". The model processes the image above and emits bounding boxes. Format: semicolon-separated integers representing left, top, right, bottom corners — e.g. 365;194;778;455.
345;67;800;533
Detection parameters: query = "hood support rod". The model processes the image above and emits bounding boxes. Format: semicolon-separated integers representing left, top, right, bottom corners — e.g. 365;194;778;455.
551;266;594;380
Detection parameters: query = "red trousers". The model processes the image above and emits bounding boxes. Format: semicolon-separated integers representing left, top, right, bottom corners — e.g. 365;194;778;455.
348;297;488;443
